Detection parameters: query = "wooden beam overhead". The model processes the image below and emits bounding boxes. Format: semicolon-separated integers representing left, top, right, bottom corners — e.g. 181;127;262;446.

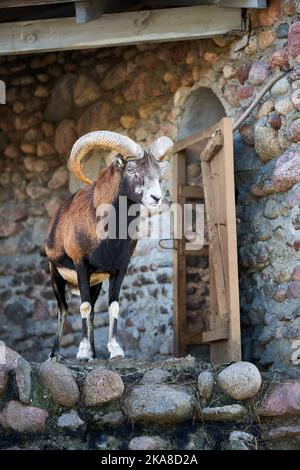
75;0;107;24
0;0;73;7
0;0;267;8
0;5;243;55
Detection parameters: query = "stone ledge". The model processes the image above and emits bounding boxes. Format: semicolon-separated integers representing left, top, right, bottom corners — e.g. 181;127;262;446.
0;347;300;449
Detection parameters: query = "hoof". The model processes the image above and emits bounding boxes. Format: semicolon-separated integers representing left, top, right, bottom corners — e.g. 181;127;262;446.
108;341;125;360
76;338;93;361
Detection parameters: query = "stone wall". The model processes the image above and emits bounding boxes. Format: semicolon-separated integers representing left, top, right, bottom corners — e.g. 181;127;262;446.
1;347;300;450
1;0;300;368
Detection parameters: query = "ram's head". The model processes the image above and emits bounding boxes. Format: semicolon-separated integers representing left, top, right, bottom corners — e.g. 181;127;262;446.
70;131;174;208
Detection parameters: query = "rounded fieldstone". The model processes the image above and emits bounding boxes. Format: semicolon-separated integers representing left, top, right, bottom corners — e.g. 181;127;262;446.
254;121;281;161
274;96;295;116
0;400;48;433
292;89;300;110
248;61;271;86
201;404;247;422
73;74;101;107
123;384;194;424
128;436;168;450
39;360;79;408
217;361;262;400
4;346;32;404
258;380;300;416
197;371;214;402
276;23;289;39
288;119;300;142
57;410;84;431
272;149;300;191
82;368;124;407
271;77;290;97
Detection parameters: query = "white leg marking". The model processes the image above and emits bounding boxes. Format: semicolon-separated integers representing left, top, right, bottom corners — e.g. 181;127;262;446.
107;338;124;359
80;301;91;318
107;301;124;359
109;301;119;319
76;338;93;361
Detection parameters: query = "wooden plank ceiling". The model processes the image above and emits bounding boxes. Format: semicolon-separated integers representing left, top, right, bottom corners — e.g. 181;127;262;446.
0;1;267;24
0;0;267;54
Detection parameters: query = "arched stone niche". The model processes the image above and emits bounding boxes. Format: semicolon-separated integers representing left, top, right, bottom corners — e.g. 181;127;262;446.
176;87;226;359
178;87;226;141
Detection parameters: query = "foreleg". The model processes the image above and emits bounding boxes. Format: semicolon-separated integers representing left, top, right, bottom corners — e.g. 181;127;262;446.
107;271;125;359
75;262;93;361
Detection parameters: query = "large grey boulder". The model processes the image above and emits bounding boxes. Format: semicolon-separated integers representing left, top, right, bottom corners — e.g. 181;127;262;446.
217;361;262;400
123;384;194;424
82;368;124;407
39;360;80;408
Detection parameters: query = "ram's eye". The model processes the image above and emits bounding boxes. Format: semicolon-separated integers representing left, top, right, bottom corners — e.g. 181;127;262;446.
127;169;135;175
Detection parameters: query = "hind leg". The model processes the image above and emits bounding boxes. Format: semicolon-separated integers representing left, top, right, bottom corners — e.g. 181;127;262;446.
87;284;101;360
49;263;68;360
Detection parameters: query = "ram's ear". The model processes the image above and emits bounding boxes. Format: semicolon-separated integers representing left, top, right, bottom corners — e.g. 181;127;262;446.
112;154;126;170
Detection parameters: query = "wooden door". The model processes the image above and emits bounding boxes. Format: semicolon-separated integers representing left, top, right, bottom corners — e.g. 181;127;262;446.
173;117;241;363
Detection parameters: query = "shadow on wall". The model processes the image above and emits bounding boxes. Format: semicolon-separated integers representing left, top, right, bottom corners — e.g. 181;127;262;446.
177;87;226;140
176;87;226;361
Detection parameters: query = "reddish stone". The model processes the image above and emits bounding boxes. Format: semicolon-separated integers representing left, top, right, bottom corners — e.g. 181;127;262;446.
238;85;255;101
294;240;300;251
54;119;77;156
249;61;271;86
291;266;300;281
0;207;28;222
224;84;240;108
288;22;300;58
272;150;300;191
287;281;300;298
0;221;23;238
48;166;68;190
271;47;289;69
258;381;300;417
258;0;282;27
236;63;251;85
268;115;282;130
76;101;111;136
123;72;149;101
0;401;48;433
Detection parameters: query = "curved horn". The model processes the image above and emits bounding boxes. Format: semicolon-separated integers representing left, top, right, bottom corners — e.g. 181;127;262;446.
70;131;144;185
148;136;174;161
